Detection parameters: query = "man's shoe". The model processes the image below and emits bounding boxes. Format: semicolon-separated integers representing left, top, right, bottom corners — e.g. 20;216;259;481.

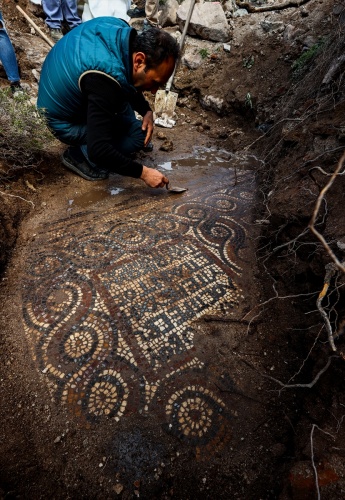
141;142;154;153
49;28;63;43
62;147;109;181
127;6;145;17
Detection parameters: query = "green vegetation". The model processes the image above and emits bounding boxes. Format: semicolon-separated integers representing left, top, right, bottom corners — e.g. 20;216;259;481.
291;38;326;80
245;92;253;109
199;48;209;59
0;89;56;174
243;55;254;69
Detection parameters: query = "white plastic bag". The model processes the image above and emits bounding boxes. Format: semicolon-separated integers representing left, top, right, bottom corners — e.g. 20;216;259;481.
82;0;131;22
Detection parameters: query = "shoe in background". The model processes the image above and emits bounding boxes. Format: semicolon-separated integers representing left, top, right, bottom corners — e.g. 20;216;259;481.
49;27;63;43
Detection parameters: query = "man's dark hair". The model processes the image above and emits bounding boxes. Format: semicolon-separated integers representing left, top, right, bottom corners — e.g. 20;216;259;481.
132;28;180;69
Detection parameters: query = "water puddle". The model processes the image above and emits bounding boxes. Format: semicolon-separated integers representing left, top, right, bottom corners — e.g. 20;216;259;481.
68;186;125;210
69;147;259;210
158;161;172;171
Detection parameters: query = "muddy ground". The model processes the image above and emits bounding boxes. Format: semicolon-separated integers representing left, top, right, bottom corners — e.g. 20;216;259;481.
1;0;345;498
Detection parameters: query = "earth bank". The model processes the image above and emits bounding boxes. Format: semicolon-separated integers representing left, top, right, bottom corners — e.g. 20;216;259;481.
0;0;345;498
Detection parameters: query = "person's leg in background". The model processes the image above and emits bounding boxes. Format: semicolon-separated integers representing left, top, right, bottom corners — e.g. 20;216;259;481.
61;0;81;30
41;0;64;43
0;11;23;93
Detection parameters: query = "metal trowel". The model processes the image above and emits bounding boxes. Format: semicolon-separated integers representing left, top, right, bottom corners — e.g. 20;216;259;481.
166;182;188;193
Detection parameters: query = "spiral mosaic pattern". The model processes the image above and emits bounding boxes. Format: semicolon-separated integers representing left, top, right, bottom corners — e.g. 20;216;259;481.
21;169;253;450
84;370;129;419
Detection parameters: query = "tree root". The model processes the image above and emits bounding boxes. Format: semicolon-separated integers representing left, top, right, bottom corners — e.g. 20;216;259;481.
309;151;345;273
236;0;312;13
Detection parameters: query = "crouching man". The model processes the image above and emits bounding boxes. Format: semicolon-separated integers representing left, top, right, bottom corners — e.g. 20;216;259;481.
37;18;179;188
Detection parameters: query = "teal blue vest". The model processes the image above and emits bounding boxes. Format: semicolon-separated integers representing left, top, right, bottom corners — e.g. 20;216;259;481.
37;17;136;143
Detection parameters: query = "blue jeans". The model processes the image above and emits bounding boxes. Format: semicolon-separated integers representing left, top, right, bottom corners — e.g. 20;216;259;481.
0;11;20;83
41;0;81;29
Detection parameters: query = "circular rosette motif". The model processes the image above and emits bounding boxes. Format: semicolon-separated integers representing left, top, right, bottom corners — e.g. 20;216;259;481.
107;221;156;253
197;219;235;247
164;385;227;446
84;369;129;420
173;203;210;222
61;368;130;423
147;214;189;239
203;194;237;213
239;190;254;200
39;311;117;378
64;233;115;268
26;252;65;278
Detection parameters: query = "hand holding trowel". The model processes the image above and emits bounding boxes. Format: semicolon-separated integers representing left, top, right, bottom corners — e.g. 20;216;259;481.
154;0;196;128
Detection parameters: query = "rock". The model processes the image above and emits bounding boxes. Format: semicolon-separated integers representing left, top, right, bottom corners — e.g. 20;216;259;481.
156;131;168;140
284;24;305;43
224;0;235;14
260;20;285;33
32;68;41;82
12;33;50;67
200;94;224;114
303;35;317;48
176;97;188;107
113;483;124;495
233;8;248;17
187;100;198;110
159;140;174;151
177;0;231;42
159;0;179;27
223;43;231;52
182;46;204;69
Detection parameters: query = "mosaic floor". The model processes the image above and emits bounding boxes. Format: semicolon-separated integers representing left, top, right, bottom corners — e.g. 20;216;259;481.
21;167;254;451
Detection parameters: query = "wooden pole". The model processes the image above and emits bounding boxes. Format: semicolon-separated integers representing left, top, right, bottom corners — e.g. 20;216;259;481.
16;5;54;48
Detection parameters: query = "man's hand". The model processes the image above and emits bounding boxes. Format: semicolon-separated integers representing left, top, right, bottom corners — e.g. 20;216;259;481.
141;110;154;146
140;166;168;188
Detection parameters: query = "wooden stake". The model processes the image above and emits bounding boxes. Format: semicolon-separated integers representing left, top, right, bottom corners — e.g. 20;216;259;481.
16;5;54;48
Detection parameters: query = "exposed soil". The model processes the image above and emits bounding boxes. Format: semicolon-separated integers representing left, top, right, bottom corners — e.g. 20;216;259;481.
1;0;345;498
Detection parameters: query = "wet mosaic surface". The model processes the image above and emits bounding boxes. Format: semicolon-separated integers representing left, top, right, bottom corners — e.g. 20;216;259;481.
21;156;255;457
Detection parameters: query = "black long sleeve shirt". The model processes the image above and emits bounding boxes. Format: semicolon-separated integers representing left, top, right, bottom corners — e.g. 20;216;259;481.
80;72;152;178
